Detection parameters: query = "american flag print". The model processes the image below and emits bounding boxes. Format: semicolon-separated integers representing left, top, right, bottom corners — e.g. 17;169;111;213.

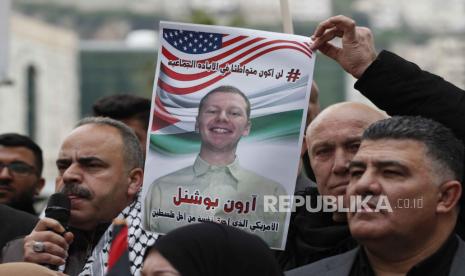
143;23;317;250
152;22;314;133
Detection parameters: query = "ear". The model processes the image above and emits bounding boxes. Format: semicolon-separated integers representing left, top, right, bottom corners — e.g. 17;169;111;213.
437;180;462;213
242;120;251;137
34;177;46;196
127;168;144;198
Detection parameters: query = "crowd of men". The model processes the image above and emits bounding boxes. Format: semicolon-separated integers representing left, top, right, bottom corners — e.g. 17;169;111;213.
1;14;465;276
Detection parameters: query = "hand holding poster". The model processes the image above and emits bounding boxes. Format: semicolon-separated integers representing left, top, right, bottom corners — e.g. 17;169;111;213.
143;21;316;249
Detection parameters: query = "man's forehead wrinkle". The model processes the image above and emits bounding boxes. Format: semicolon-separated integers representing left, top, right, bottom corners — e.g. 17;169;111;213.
308;116;369;141
311;134;362;148
57;141;104;162
355;140;429;168
316;102;386;122
349;160;366;169
308;102;385;137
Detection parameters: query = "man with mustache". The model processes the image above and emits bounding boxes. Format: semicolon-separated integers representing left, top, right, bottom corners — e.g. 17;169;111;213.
309;14;465;238
0;133;45;215
288;116;465;275
2;117;157;275
144;85;287;248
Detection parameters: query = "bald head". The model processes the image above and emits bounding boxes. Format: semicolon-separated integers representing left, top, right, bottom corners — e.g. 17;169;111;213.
305;102;387;212
307;102;387;139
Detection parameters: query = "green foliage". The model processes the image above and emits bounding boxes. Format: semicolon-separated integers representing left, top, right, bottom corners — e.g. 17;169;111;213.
229;13;246;27
331;0;354;16
190;9;216;25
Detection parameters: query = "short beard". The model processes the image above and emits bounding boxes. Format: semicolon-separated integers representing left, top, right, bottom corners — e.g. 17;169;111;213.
7;190;37;215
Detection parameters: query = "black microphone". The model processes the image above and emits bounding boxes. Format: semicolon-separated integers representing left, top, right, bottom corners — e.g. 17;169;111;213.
45;193;71;229
44;193;71;270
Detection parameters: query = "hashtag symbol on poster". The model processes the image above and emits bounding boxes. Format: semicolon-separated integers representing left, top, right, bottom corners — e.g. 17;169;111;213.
286;69;301;82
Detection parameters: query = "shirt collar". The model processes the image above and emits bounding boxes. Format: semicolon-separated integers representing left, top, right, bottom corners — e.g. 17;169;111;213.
407;234;458;276
193;155;241;181
353;234;459;276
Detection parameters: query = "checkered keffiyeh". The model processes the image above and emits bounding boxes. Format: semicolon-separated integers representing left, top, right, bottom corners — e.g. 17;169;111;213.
79;196;158;276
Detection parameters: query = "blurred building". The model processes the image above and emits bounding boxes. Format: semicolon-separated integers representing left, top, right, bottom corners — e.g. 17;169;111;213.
354;0;465;32
0;1;11;84
345;36;465;107
392;37;465;89
14;0;332;26
79;32;156;117
0;12;79;193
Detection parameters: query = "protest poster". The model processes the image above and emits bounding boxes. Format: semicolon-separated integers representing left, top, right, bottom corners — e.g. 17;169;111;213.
142;21;316;249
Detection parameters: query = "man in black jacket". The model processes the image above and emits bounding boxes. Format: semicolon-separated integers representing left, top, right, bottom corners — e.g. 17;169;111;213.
310;15;465;145
1;117;156;275
288;116;465;276
310;14;465;237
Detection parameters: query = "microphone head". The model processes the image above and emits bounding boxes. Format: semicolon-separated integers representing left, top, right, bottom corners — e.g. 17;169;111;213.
45;193;71;228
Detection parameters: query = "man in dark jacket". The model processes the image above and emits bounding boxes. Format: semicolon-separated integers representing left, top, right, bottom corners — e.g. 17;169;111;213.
309;14;465;238
288;116;465;276
2;117;156;275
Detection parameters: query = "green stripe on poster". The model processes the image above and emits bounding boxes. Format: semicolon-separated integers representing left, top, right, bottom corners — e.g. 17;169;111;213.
150;109;304;155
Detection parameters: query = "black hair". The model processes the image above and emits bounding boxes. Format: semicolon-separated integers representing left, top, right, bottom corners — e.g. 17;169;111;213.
92;94;151;129
0;133;43;175
363;116;464;181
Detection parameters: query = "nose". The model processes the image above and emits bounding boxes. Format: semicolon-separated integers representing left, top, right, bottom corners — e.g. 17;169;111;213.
350;169;382;197
216;110;229;122
61;163;83;185
0;165;13;179
332;148;351;176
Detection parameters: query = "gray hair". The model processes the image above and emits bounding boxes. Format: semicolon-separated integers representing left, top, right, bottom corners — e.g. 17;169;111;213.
363;116;464;182
76;117;144;170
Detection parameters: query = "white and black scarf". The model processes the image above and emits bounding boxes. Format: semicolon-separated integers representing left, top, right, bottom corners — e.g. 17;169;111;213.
78;196;158;276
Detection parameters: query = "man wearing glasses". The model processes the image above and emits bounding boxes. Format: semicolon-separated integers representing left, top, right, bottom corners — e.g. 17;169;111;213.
0;133;45;215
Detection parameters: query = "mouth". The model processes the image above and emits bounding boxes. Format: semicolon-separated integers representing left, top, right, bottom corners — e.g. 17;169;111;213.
66;193;90;202
361;202;376;212
355;197;381;214
329;182;349;194
66;195;88;209
0;181;12;188
0;186;13;195
210;127;232;134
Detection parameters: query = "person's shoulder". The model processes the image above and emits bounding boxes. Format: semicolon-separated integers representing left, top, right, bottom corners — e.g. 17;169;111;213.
285;247;359;276
0;204;38;224
0;205;38;253
449;236;465;275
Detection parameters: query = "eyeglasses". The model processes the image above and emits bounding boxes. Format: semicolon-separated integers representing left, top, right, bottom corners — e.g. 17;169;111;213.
0;162;36;175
